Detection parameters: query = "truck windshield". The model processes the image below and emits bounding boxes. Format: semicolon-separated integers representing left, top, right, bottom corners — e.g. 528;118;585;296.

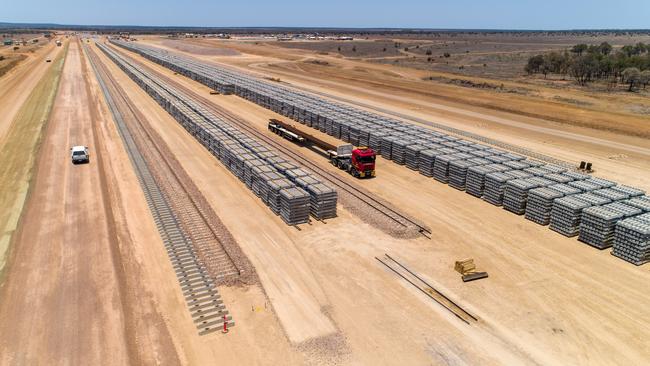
73;151;86;156
358;155;375;164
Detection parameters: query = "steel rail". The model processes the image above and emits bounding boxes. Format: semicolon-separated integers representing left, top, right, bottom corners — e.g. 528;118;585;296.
375;256;471;325
385;253;478;322
83;42;234;335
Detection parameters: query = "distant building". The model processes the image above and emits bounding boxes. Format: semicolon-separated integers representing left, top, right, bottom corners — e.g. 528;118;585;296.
3;39;13;46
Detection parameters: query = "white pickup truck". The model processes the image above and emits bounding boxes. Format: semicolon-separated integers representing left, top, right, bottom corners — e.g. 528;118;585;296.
70;146;90;164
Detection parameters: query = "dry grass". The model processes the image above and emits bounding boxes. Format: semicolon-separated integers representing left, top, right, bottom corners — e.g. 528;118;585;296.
0;43;67;279
0;54;27;77
206;36;650;138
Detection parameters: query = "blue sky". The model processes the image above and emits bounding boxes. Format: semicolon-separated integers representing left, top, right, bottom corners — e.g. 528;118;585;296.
4;0;650;29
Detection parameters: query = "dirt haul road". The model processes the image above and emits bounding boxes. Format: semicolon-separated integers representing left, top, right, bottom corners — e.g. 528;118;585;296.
0;40;179;365
0;41;60;144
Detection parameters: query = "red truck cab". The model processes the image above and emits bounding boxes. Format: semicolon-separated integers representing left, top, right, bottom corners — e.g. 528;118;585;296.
351;147;376;178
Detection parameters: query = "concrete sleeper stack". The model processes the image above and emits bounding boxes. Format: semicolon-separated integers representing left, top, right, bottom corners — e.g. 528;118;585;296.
405;145;427;171
549;196;592;237
550;193;611;237
612;213;650;265
465;164;509;198
483;171;516;206
279;187;311;225
503;178;549;215
433;153;472;183
305;183;338;219
267;178;296;215
525;187;565;225
579;202;642;249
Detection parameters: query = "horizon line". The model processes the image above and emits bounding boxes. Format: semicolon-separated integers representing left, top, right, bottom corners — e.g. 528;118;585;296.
1;21;650;33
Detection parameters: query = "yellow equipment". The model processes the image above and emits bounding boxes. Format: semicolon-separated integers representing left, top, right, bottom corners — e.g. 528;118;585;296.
454;259;488;282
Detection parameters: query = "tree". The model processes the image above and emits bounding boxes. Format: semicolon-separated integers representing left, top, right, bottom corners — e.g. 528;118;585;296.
525;41;650;86
598;56;615;80
525;54;544;74
622;67;641;91
599;42;613;55
621;45;636;57
571;44;588;56
634;42;647;55
443;52;450;58
544;52;567;75
425;49;432;55
352;46;356;52
640;70;650;89
569;55;599;85
587;45;600;55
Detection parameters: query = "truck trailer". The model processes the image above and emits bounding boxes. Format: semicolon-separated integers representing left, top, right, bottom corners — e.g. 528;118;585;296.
268;119;376;178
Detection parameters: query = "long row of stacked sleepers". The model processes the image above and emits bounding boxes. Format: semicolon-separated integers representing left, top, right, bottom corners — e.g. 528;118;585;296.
98;43;336;225
110;40;650;265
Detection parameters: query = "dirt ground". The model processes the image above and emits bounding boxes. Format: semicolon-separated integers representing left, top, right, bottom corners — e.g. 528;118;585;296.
1;33;649;364
0;41;65;277
262;32;650;81
0;40;182;364
142;37;650;192
161;37;650;139
0;35;52;77
0;40;129;363
0;40;60;144
105;40;650;365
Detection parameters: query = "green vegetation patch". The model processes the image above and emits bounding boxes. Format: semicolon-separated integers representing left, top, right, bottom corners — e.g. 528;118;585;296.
526;42;650;90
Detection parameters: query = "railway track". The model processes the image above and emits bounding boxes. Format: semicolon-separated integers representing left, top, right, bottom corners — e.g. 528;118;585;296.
106;45;432;238
376;254;478;324
193;89;432;237
84;42;236;335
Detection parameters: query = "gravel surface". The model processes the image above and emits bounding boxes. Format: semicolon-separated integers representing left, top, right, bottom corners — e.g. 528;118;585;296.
293;305;350;365
337;190;423;239
295;332;350;366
